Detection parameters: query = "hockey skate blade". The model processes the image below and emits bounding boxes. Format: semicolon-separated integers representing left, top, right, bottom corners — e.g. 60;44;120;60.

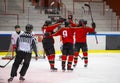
50;70;57;72
0;66;5;68
62;70;66;72
67;70;73;72
8;81;11;83
19;80;24;83
8;80;12;83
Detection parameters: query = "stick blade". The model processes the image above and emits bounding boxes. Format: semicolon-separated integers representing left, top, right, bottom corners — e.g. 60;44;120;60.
84;4;90;7
0;65;5;68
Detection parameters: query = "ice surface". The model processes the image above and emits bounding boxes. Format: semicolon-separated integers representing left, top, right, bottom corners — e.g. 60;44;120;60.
0;53;120;83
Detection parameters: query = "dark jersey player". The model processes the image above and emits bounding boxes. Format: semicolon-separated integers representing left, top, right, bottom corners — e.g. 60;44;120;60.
42;20;61;71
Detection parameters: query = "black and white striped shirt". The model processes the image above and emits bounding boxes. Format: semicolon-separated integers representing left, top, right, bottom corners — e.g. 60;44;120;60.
16;32;38;56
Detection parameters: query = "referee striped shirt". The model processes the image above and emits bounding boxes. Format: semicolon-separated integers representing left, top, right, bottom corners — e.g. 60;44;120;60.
16;32;38;56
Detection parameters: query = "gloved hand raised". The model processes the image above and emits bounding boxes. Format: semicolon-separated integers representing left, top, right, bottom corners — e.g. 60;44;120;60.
91;22;96;29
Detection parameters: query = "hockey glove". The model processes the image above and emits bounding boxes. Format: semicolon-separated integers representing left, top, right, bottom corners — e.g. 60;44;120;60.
58;18;66;23
12;44;16;49
91;22;96;29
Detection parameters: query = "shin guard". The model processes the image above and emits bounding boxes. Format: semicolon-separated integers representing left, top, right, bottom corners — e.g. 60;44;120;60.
67;56;73;69
74;52;79;65
83;52;88;65
61;55;67;70
47;54;55;68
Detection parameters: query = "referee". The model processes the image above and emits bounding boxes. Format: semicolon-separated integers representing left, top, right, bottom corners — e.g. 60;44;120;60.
8;24;38;82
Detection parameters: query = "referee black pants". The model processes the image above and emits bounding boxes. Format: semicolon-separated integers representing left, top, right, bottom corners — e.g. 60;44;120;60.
10;51;31;77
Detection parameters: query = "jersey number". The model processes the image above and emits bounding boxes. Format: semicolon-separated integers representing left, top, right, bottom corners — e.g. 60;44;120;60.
63;30;68;38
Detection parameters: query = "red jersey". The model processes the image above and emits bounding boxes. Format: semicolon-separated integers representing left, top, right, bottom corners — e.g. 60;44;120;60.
42;23;61;38
53;27;75;44
75;26;95;43
69;21;95;43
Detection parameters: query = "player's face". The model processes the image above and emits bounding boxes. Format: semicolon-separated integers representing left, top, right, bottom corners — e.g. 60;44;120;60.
43;26;47;28
15;28;21;32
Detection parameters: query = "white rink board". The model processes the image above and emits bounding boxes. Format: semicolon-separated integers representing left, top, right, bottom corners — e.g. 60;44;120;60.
87;35;106;50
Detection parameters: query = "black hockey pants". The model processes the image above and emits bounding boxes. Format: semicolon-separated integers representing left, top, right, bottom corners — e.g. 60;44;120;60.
10;51;31;77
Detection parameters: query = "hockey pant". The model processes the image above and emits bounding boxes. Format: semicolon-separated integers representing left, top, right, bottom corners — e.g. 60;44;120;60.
10;51;31;77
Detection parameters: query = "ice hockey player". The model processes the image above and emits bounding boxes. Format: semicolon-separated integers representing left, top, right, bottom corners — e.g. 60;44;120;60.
72;19;96;67
52;21;75;72
8;24;38;82
42;20;61;71
11;25;23;55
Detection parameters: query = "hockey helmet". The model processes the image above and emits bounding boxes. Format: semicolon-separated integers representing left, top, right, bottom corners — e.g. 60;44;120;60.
64;21;70;27
78;19;87;26
44;20;52;26
25;24;33;31
15;25;20;29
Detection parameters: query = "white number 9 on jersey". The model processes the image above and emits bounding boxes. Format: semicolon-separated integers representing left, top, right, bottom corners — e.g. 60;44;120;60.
63;30;68;38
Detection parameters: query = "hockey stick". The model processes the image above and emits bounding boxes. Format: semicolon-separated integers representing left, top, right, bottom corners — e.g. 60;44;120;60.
28;7;30;24
0;57;14;68
82;6;85;14
84;4;98;44
84;4;94;22
79;55;84;60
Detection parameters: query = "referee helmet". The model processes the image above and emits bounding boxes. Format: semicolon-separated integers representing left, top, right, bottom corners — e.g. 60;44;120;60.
25;24;33;31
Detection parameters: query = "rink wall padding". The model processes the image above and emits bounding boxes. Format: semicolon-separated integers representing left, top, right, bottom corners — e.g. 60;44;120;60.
0;34;120;55
106;35;120;50
0;34;11;51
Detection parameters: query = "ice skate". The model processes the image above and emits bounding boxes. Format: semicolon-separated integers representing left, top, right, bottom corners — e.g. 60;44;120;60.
19;76;25;81
84;64;88;67
62;67;66;72
73;64;77;68
50;67;58;72
8;77;13;83
67;67;74;72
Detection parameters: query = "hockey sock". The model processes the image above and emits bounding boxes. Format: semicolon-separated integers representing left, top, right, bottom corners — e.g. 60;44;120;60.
47;54;55;68
74;52;79;65
83;52;88;65
61;55;67;69
67;55;73;69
